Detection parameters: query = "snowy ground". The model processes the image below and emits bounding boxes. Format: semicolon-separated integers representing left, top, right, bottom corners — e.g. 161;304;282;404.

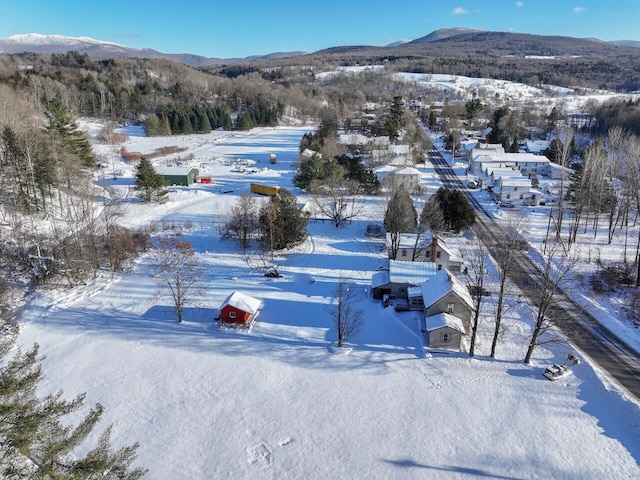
16;125;640;478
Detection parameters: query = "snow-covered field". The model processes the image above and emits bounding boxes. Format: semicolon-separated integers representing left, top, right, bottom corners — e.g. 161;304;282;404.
16;125;640;478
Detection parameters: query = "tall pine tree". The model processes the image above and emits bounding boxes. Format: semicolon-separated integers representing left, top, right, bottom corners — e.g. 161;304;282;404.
45;98;94;167
259;189;309;252
134;157;167;202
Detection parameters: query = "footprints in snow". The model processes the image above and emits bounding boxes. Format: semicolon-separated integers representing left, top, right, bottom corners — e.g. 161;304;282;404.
246;438;294;468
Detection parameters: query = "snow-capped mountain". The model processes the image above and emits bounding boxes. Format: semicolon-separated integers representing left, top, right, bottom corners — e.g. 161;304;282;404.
0;33;305;67
2;33;121;47
0;33;140;56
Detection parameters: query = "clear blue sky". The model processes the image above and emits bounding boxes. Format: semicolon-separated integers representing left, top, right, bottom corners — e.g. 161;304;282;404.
1;1;639;58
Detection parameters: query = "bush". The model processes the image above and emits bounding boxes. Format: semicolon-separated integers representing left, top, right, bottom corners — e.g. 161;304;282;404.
589;263;634;294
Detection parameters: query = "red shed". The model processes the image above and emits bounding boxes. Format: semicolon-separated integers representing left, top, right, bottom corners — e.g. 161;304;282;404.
219;291;261;326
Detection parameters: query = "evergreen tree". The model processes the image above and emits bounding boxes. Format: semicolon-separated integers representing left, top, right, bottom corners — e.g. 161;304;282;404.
146;114;162;136
160;114;172;135
133;157;167;202
259;189;309;251
384;96;406;142
434;187;476;233
45;98;94;167
197;107;212;133
0;339;146;479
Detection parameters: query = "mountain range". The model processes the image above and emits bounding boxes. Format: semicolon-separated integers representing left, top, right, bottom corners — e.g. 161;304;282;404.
1;29;639;67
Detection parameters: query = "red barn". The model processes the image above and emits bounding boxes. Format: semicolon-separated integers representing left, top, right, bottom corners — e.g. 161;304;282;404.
219;291;261;326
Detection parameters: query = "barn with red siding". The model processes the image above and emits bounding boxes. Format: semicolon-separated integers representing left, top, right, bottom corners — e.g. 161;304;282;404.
219;291;261;326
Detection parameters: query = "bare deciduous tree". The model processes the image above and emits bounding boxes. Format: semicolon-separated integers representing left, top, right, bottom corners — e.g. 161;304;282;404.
223;195;259;249
524;242;578;364
314;185;365;228
411;195;446;261
465;239;488;357
328;279;365;347
152;235;206;323
491;214;528;358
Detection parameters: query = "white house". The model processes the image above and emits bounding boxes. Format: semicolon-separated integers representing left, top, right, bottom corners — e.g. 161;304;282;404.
387;233;433;262
391;167;421;191
374;166;421;191
492;176;539;204
373;165;399;184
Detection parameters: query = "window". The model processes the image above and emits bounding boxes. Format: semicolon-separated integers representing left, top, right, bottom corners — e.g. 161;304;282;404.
436;251;441;258
446;303;455;313
442;332;450;343
229;311;236;319
437;264;443;271
401;249;407;257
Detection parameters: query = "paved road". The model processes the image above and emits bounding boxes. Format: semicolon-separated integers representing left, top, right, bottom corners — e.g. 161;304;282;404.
427;149;640;400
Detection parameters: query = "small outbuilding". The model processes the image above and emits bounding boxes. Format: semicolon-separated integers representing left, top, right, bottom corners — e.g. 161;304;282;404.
219;291;261;327
156;167;199;186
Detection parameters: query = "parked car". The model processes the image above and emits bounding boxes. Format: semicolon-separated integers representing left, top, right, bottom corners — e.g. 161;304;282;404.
365;224;385;238
467;180;478;189
543;364;573;381
394;303;410;312
499;201;515;208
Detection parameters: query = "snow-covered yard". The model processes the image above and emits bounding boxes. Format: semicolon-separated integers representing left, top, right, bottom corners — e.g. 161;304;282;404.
16;126;640;478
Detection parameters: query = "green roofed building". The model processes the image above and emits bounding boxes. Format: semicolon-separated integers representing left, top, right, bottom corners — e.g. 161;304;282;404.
156;167;199;186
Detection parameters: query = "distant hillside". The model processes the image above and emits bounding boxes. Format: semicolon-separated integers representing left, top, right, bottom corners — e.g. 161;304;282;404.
287;31;640;92
407;27;484;44
0;33;306;67
402;30;626;57
611;40;640;48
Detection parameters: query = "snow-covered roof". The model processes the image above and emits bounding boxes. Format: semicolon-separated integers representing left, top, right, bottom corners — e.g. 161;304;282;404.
525;140;550;153
300;148;321;158
407;286;423;298
374;165;399;174
389;260;437;285
389;144;410;155
393;167;421;176
371;270;390;288
496;177;533;187
425;312;466;333
487;166;520;177
473;143;504;154
220;291;261;315
339;133;369;145
495;152;549;164
156;166;197;176
421;269;473;309
389;155;413;166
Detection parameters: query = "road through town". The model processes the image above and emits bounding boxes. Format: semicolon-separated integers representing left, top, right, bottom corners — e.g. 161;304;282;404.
427;148;640;401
